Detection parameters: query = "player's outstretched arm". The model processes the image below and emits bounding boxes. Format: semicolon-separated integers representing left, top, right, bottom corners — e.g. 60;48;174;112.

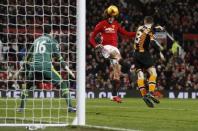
59;56;75;79
155;25;164;31
64;64;75;79
118;23;136;38
149;31;166;61
53;42;75;79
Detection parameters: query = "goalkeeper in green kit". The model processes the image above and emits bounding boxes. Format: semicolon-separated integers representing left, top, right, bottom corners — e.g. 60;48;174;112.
16;28;76;112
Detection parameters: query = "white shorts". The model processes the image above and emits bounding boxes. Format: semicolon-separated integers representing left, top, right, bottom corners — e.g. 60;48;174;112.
101;45;120;59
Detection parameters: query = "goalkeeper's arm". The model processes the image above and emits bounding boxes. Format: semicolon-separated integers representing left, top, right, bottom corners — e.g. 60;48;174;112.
53;44;75;79
59;56;75;79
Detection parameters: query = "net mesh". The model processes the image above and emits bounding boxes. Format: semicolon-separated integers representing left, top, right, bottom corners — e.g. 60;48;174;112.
0;0;77;125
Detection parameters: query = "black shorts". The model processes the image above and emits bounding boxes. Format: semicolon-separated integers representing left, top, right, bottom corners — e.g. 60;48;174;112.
134;51;154;70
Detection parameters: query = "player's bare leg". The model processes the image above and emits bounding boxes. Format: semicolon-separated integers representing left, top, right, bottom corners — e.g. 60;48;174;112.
100;46;123;103
110;63;122;103
146;67;160;104
136;69;154;108
108;51;122;103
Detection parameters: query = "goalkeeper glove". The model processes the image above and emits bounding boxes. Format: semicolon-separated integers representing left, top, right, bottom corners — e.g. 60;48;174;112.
64;65;75;79
159;52;166;62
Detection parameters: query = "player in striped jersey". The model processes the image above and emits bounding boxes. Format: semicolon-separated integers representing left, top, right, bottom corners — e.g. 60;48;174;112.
134;16;164;107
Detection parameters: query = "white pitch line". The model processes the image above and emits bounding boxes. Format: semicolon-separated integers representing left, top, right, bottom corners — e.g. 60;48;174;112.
0;124;68;127
85;125;140;131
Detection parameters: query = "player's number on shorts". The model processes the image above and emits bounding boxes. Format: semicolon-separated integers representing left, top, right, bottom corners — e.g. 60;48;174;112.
35;41;46;53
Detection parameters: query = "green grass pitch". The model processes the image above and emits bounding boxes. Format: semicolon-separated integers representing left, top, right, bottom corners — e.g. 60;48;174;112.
0;98;198;131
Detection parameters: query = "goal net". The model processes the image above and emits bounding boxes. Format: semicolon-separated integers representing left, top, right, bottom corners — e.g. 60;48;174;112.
0;0;85;127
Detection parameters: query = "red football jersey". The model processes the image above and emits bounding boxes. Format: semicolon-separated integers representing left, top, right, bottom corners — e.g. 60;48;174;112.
89;19;135;48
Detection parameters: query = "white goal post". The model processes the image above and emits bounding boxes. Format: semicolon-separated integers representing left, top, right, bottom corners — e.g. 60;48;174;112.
0;0;86;127
76;0;86;126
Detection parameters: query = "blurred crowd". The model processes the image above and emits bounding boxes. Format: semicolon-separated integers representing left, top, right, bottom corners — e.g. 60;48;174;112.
0;0;197;91
87;39;198;91
86;0;198;91
87;0;198;40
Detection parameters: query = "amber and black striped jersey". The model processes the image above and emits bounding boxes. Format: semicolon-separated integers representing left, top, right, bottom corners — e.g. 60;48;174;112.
134;25;154;52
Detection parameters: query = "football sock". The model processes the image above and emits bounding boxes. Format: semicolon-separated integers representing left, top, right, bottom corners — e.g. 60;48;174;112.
137;79;147;96
148;75;156;92
111;80;120;96
61;82;72;107
19;84;28;109
19;93;26;109
139;87;147;96
111;80;117;96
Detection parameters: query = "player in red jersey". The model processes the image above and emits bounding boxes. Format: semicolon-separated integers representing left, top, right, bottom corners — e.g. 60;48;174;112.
89;5;135;103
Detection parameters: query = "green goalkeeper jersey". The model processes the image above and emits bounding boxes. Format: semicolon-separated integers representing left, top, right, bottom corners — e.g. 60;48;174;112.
27;34;63;70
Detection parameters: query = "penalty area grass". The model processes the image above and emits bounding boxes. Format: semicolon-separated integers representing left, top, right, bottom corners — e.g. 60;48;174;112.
0;98;198;131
